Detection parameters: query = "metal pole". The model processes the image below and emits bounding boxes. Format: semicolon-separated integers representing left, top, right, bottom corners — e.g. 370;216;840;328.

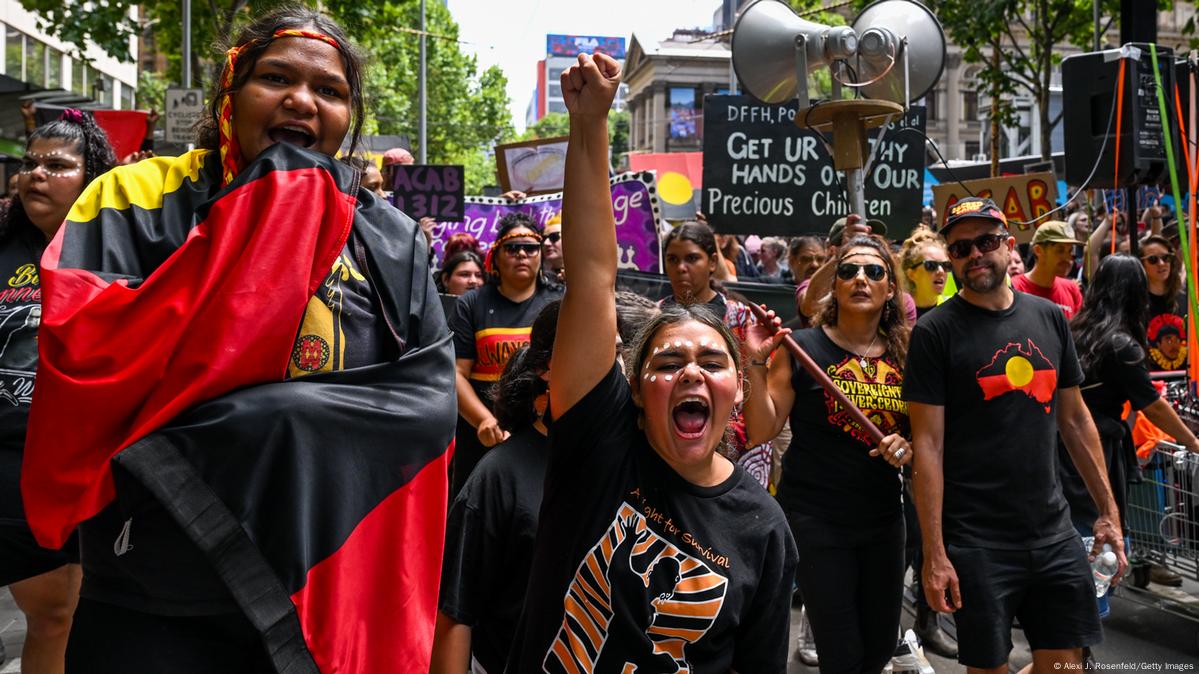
846;167;867;219
418;0;427;164
1093;0;1100;51
182;0;192;88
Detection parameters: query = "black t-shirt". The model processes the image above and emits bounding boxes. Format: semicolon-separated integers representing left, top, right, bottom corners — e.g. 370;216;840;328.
777;327;908;525
1059;335;1158;530
450;284;562;401
440;426;548;674
0;229;44;455
1147;291;1188;371
507;364;797;674
903;292;1084;549
80;230;394;615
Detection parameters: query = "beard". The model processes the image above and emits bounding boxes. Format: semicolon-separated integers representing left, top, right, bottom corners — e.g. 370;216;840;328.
959;257;1007;294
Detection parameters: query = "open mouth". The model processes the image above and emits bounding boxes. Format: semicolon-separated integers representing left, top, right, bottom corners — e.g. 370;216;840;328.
671;397;710;439
268;126;316;148
851;290;872;300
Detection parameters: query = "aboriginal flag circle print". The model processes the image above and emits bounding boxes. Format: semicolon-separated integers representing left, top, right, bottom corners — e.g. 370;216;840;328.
975;340;1058;413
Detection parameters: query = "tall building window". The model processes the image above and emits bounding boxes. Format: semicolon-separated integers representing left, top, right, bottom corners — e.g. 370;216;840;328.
73;62;88;95
924;90;938;121
26;38;45;87
668;86;698;144
47;49;61;89
962;68;980;123
120;82;134;110
6;28;23;80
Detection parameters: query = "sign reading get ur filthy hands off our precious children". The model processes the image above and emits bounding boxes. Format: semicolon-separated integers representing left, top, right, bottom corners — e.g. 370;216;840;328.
702;95;926;237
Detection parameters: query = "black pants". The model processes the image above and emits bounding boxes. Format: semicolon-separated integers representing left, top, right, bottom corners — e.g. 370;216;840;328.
788;511;905;674
66;598;274;674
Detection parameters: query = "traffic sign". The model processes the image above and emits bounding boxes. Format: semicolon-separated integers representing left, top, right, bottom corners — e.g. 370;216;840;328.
165;88;204;144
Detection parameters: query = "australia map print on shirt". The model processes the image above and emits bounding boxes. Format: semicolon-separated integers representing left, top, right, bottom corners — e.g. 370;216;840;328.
976;340;1057;413
0;262;40;407
544;501;729;674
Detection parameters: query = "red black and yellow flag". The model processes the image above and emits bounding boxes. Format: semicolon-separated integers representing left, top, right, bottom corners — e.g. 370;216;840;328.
975;339;1058;413
21;144;456;673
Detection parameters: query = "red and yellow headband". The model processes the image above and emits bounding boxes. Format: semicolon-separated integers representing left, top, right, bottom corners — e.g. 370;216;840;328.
217;29;341;186
483;229;544;274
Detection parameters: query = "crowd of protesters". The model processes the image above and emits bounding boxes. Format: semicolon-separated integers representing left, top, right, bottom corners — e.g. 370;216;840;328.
0;6;1195;674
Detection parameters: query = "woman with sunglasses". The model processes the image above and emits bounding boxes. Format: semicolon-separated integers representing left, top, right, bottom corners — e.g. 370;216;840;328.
1139;235;1187;371
900;226;950;320
449;214;562;496
744;235;913;674
20;8;457;671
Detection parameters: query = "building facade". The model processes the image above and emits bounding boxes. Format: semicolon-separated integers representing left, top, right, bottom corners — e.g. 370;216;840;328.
0;0;138;153
526;34;627;126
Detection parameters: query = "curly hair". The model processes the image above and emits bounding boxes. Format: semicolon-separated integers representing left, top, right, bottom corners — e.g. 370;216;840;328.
816;235;911;364
898;225;946;293
0;112;116;243
195;5;366;158
491;301;560;431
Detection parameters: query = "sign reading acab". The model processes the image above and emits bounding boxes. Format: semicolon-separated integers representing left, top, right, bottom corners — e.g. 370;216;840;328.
932;172;1058;243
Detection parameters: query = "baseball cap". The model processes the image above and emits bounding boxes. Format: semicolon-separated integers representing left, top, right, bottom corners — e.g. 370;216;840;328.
828;216;887;245
940;197;1007;235
1031;220;1084;246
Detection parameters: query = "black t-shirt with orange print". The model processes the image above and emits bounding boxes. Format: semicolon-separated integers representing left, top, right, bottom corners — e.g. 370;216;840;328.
776;327;908;525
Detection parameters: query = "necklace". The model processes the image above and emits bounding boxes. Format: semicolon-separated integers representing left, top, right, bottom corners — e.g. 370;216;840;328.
836;327;880;369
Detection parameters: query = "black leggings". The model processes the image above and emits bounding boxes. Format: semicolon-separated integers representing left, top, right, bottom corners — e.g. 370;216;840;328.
788;511;905;674
66;598;274;674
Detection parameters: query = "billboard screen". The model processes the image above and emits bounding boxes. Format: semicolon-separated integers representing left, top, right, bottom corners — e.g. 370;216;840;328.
546;34;626;59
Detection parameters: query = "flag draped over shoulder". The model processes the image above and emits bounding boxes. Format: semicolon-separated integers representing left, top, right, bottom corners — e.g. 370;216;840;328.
22;143;456;673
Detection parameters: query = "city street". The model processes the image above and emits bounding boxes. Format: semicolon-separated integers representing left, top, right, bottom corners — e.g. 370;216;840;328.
2;576;1197;673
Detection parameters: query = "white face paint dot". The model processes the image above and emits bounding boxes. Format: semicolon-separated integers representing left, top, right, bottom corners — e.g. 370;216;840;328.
643;373;650;380
664;375;673;381
649;375;656;382
674;340;682;347
685;340;693;347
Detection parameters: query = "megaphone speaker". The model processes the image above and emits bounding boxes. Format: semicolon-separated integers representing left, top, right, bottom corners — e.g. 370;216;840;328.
852;0;946;105
732;0;858;104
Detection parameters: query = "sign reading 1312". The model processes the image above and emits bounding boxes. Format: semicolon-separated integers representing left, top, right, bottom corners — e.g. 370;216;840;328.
391;165;465;221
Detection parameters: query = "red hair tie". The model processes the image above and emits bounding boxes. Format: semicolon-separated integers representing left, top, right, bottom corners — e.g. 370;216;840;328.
217;29;342;186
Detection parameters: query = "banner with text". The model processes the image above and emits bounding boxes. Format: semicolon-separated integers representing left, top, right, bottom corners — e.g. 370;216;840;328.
428;172;663;273
702;95;926;237
391;165;465;220
932;172;1058;243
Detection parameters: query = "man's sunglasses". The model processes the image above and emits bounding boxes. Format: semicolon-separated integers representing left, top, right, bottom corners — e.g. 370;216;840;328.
947;233;1006;260
836;263;888;282
544;232;561;244
1142;254;1171;265
502;242;542;256
912;259;953;273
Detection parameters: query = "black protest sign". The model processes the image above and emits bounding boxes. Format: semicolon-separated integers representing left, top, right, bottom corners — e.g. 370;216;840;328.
391;165;465;220
702;95;925;237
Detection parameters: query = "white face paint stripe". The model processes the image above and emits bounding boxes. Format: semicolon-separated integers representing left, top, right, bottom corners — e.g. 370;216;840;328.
664;375;673;381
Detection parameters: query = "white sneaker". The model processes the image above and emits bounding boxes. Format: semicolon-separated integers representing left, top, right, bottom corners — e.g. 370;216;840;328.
889;629;935;674
796;607;819;666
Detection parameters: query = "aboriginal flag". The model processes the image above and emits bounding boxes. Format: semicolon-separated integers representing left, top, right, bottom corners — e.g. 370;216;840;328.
21;144;456;673
975;339;1058;413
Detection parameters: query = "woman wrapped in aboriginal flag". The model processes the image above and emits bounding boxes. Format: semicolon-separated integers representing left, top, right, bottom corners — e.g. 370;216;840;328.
20;7;456;673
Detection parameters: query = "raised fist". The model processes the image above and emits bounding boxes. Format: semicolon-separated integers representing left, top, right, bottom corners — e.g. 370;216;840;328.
561;52;621;116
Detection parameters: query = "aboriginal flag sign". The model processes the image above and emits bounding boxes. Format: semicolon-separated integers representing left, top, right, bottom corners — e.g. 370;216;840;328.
22;144;456;673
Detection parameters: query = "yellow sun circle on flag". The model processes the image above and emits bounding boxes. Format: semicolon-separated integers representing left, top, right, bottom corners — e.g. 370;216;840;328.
658;171;694;205
1006;356;1033;387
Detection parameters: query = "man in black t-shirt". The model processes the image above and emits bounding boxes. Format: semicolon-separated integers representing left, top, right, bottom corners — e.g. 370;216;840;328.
903;197;1126;673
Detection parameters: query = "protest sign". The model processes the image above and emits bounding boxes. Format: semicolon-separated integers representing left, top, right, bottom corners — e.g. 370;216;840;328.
628;152;703;221
702;95;925;237
495;136;569;195
429;172;663;273
932;172;1058;243
391;165;464;220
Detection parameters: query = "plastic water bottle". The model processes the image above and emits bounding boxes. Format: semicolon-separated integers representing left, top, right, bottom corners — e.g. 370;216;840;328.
1082;536;1119;597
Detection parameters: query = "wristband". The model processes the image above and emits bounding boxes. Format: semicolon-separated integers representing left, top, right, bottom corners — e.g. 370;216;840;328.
749;359;768;368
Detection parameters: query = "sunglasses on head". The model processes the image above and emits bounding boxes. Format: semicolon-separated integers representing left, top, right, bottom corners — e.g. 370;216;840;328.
544;232;561;244
1142;254;1171;265
502;242;541;256
947;233;1006;260
836;262;888;282
913;259;952;273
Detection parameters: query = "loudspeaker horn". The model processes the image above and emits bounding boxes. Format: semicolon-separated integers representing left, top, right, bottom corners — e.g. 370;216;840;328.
852;0;946;105
732;0;858;105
